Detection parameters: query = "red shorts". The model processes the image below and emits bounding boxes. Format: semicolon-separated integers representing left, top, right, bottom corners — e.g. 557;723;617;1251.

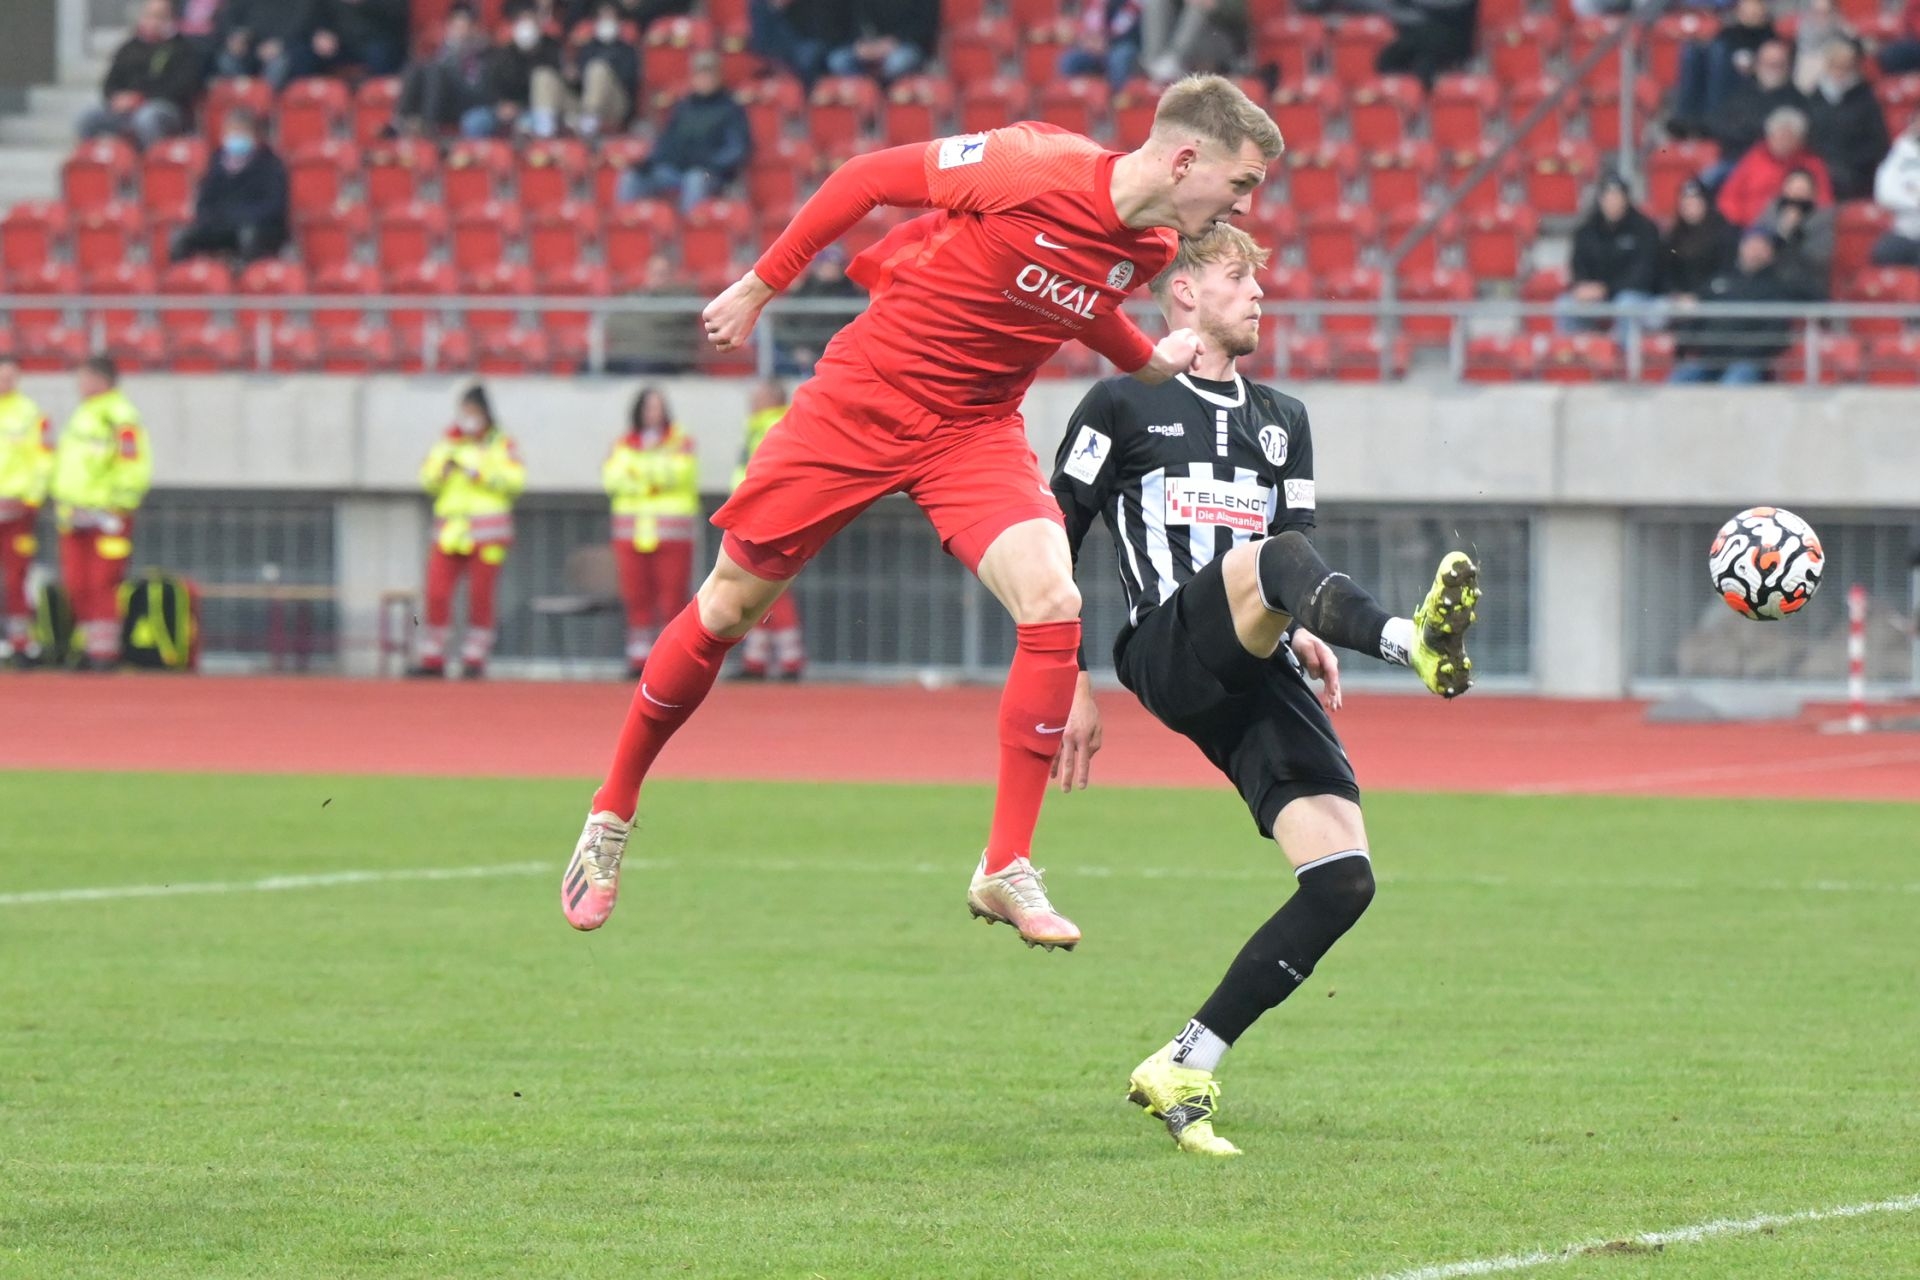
712;350;1062;580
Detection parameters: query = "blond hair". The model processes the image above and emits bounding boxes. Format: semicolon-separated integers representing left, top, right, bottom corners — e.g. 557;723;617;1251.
1150;223;1273;304
1151;75;1286;161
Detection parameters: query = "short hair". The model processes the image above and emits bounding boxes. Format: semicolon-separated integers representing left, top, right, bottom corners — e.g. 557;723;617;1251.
1149;223;1273;304
1766;105;1809;136
80;354;118;385
1151;75;1285;161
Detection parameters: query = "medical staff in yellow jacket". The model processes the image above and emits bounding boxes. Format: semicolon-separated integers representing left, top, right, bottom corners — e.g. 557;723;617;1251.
604;386;698;679
0;355;53;661
413;385;525;677
733;380;804;680
52;356;151;669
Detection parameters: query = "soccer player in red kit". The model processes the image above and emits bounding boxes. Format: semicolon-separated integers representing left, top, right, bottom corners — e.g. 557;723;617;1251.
563;75;1285;947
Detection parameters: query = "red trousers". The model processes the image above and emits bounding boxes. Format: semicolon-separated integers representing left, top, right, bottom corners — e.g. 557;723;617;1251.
1;511;37;629
614;538;693;633
421;544;505;667
61;527;131;661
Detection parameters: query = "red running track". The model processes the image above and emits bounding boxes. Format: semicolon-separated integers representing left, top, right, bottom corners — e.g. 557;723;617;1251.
5;673;1918;801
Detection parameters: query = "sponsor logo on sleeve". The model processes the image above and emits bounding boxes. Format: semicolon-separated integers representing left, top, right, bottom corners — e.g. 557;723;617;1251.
1284;479;1316;510
1106;260;1135;289
937;133;989;169
1062;426;1111;484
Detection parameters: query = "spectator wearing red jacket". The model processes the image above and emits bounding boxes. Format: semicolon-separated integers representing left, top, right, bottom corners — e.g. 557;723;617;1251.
1718;106;1832;228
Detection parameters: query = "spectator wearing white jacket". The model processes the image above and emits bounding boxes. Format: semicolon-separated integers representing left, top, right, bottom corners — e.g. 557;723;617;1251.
1871;116;1920;268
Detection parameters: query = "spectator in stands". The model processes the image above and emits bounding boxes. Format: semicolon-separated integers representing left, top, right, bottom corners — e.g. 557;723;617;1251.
617;52;750;212
1877;0;1920;76
561;2;641;136
1143;0;1251;81
1759;169;1834;298
480;5;569;138
823;0;938;86
1871;112;1920;267
1670;230;1805;384
1373;0;1475;89
171;106;288;263
1804;38;1889;203
216;0;326;90
1061;1;1146;90
79;0;203;148
566;0;693;24
1559;175;1662;333
1706;40;1803;180
778;245;861;375
176;0;227;69
1672;0;1778;137
1659;178;1739;301
750;0;835;86
1790;0;1844;93
315;0;410;78
394;4;497;137
1718;106;1831;228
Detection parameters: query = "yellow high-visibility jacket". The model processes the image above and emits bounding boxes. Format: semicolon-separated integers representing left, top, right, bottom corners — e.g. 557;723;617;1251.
52;390;151;558
420;426;526;557
0;391;54;518
603;423;698;552
731;403;788;491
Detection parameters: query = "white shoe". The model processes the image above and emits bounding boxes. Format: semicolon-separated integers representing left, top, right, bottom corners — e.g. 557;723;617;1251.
966;854;1081;951
562;810;630;931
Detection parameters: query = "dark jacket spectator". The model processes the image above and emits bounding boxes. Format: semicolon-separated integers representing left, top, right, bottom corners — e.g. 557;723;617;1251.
318;0;410;76
750;0;840;86
1672;232;1809;381
567;4;642;132
1708;40;1804;163
1803;39;1891;202
1569;176;1662;300
1718;107;1832;227
1758;174;1835;299
483;14;567;128
1375;0;1477;90
396;5;499;136
172;108;288;263
1660;179;1739;298
217;0;327;88
80;0;204;147
1876;0;1920;75
619;52;751;211
1673;0;1777;131
821;0;939;84
1061;1;1146;90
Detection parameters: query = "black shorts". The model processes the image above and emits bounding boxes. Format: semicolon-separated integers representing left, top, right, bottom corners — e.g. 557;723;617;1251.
1115;556;1359;838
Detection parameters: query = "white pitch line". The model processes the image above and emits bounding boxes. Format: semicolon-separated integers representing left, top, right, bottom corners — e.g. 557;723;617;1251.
0;860;551;907
1372;1192;1920;1280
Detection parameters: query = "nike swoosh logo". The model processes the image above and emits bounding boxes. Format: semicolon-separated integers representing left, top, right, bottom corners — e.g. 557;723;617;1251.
640;682;684;709
1036;723;1067;734
1034;232;1069;251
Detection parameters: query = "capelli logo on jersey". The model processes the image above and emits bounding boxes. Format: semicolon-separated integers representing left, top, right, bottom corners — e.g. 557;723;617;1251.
1014;264;1100;319
1147;423;1185;437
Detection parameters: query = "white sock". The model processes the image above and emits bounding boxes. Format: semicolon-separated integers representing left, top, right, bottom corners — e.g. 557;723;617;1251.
1379;616;1416;667
1167;1018;1229;1073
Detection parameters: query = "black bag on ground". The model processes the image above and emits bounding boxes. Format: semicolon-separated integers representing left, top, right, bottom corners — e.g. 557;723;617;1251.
118;571;200;671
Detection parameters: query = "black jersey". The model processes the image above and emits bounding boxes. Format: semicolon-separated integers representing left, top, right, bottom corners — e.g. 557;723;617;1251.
1051;370;1318;647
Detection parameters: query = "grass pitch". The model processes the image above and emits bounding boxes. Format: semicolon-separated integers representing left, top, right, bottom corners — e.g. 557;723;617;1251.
1;772;1916;1279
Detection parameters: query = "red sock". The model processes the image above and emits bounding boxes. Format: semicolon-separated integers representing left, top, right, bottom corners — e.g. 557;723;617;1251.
591;602;740;819
983;620;1082;873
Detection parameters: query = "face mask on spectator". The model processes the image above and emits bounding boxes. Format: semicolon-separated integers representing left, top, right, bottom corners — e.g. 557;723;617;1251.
513;20;540;50
458;411;487;434
596;17;620;41
223;133;255;160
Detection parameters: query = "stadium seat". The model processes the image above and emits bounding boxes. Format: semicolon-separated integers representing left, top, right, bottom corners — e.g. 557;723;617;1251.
681;198;754;289
366;137;441;211
1110;80;1160;150
880;75;953;147
462;261;534;335
387;261;458;369
1440;141;1505;217
528;200;601;274
1348;76;1422;150
4;259;76;326
1020;20;1074;84
352;77;402;148
1837;267;1920;337
73;202;142;274
1006;0;1062;29
1586;80;1660;153
1038;77;1110;137
1428;75;1500;152
170;321;247;373
537;260;611;366
374;200;448;273
443;138;514;212
1397;267;1473;346
1280;332;1334;380
807;76;880;159
203;76;274;141
318;321;397;373
1519;266;1570;334
63;136;137;211
1381;202;1453;275
0;201;67;275
1317;267;1383;336
1252;14;1327;84
944;17;1017;83
82;261;156;342
716;22;760;87
289;140;354;218
517;137;590;212
294;201;369;273
1567;16;1626;88
1635;331;1675;383
1643;140;1716;219
593;136;653;206
104;321;167;371
643;15;714;88
312;260;381;338
1328;332;1409;381
1266;77;1339;154
236;259;310;329
475;325;555;374
1507;78;1573;148
1539;334;1620;382
1865;333;1920;384
158;257;233;328
606;200;678;288
1329;16;1395;84
1880;75;1920;139
1522;139;1600;218
735;74;805;150
959;76;1031;136
140;137;208;215
1464;334;1534;381
1366;142;1436;214
1645;11;1716;87
1776;333;1864;385
264;321;320;372
277;77;350;151
143;200;192;267
1300;205;1376;276
1488;15;1563;83
746;137;816;222
1239;204;1298;258
1285;142;1359;213
1833;202;1894;278
451;200;525;272
1258;262;1312;303
1477;0;1528;31
1461;204;1538;280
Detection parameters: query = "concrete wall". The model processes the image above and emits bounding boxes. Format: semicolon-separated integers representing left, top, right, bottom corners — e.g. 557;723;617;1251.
18;372;1920;690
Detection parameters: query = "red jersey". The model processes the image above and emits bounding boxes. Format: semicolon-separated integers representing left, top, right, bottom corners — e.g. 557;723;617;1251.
752;123;1179;418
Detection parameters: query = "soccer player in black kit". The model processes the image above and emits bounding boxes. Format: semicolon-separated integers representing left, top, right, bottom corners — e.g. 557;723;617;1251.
1048;223;1480;1157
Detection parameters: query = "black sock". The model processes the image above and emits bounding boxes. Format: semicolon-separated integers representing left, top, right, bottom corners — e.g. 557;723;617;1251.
1192;851;1375;1045
1256;531;1398;661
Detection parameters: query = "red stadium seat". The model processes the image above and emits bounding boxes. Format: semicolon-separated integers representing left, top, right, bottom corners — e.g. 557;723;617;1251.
1252;14;1327;84
451;200;524;272
528;200;601;274
1522;139;1600;218
1586;79;1659;152
1258;262;1312;302
1645;12;1716;88
443;138;514;212
374;201;448;273
294;201;369;273
945;17;1017;83
1329;16;1395;83
806;76;882;160
1488;15;1563;83
1365;142;1436;214
1478;0;1528;32
681;198;754;289
1643;140;1715;219
1268;76;1340;154
1397;268;1473;346
1428;75;1500;152
1776;334;1864;384
734;74;805;150
388;261;457;368
1348;76;1422;150
1439;140;1505;216
1317;267;1383;336
1328;332;1409;381
475;325;555;374
1507;78;1573;149
1567;17;1626;88
104;321;167;372
606;200;678;288
140;137;207;215
366;137;441;211
1006;0;1062;29
1038;77;1110;137
1837;267;1920;336
353;77;402;148
1519;265;1569;334
63;136;137;211
1865;333;1920;384
537;260;611;366
1284;141;1359;213
72;202;142;274
170;321;247;372
0;201;68;275
746;137;816;221
288;140;354;217
959;76;1031;136
144;200;192;266
1461;204;1538;281
463;261;534;335
203;77;274;142
1301;204;1377;276
1834;202;1894;278
277;77;349;150
1020;20;1075;85
1382;202;1455;275
263;322;319;372
82;261;155;342
1279;332;1333;380
716;22;760;87
517;137;590;212
6;259;79;329
593;136;653;206
313;260;380;337
881;76;952;147
1880;76;1920;139
318;321;397;373
1539;333;1620;382
1464;334;1534;381
1110;80;1160;150
157;257;233;329
643;15;714;88
236;259;309;329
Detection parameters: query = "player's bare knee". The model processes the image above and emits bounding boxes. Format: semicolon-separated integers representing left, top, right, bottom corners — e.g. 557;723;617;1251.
696;574;778;637
1018;578;1082;625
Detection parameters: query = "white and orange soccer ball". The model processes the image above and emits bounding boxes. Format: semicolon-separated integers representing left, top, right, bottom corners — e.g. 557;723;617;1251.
1709;506;1824;620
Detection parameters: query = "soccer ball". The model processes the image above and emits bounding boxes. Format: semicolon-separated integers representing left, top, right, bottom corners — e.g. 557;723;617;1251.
1709;507;1824;620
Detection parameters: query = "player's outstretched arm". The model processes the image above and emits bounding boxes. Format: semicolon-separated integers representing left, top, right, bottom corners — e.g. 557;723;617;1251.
1132;328;1206;385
